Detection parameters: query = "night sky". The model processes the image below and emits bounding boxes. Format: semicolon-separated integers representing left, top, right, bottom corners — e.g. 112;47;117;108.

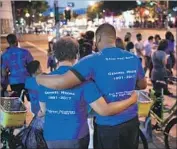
15;0;177;12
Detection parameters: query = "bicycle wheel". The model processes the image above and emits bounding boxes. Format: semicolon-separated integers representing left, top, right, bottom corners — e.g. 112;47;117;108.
164;118;177;149
139;128;149;149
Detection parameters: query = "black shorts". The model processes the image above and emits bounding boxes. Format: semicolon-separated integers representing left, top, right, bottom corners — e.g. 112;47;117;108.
10;83;30;101
94;116;139;149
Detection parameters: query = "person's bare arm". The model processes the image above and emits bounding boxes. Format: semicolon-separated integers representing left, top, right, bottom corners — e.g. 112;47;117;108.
90;92;137;116
36;71;81;90
164;55;168;65
137;78;147;90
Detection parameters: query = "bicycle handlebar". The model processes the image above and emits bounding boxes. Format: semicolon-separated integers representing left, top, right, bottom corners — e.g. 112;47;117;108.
164;76;177;81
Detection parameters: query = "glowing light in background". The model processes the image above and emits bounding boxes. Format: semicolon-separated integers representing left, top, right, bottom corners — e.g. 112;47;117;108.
89;1;96;6
25;13;30;18
144;10;150;15
50;12;54;17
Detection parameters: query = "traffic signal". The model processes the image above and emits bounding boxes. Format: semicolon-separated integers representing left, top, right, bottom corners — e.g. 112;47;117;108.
67;2;74;7
54;4;59;23
65;9;71;21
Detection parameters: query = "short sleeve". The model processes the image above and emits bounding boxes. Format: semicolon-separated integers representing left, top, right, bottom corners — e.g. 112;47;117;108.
25;79;29;89
83;81;102;104
70;55;95;82
25;77;38;90
39;85;47;102
137;58;145;80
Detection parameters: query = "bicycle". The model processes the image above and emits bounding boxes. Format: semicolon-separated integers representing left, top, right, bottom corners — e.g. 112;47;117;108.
149;77;177;149
0;90;27;149
139;127;149;149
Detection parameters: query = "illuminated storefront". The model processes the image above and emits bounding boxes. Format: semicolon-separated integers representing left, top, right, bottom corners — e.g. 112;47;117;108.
0;0;14;34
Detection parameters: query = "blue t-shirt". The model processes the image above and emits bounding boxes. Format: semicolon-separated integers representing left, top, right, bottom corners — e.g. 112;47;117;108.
1;47;33;84
71;47;145;126
39;66;102;141
25;77;40;115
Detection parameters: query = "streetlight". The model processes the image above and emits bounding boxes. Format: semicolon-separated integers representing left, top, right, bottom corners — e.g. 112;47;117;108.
65;6;70;11
50;12;54;17
25;13;30;18
89;1;96;6
150;1;154;6
144;10;150;15
39;13;42;17
173;7;177;12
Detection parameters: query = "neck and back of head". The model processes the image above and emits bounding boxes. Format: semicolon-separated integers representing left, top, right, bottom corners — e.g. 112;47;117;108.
6;34;18;48
95;23;116;51
53;37;79;67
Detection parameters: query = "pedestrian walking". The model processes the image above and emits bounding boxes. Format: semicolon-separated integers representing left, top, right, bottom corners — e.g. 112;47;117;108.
25;60;42;115
47;42;57;72
124;32;134;53
1;34;33;101
116;37;125;50
165;31;175;77
135;33;144;62
151;39;172;95
154;34;161;47
79;42;92;59
144;36;154;78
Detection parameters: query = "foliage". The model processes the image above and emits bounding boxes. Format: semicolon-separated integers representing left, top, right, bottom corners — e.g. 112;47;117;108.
87;2;103;20
15;1;49;25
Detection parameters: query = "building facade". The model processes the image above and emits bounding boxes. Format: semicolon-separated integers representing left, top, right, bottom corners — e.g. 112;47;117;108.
0;0;14;34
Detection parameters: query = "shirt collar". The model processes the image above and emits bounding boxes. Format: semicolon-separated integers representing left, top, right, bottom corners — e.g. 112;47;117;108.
56;65;71;70
101;47;117;52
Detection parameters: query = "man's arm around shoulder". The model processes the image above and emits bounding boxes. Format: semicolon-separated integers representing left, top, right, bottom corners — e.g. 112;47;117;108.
90;92;138;116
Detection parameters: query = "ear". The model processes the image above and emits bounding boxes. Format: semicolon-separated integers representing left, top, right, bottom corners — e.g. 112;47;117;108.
96;34;101;42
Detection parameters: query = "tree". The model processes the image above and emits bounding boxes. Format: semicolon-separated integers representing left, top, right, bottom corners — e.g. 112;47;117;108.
87;2;103;20
15;1;49;26
102;1;137;14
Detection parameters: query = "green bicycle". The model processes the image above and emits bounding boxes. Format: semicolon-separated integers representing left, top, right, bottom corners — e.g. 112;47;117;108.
149;77;177;149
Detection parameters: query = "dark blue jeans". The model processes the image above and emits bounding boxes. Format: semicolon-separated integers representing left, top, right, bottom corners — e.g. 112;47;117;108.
47;134;89;149
94;116;139;149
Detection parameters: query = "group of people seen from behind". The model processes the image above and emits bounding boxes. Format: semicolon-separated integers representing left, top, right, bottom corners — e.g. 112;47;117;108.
0;23;176;149
116;31;176;95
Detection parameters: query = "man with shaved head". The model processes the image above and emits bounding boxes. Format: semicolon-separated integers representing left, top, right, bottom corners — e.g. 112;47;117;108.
37;23;147;149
